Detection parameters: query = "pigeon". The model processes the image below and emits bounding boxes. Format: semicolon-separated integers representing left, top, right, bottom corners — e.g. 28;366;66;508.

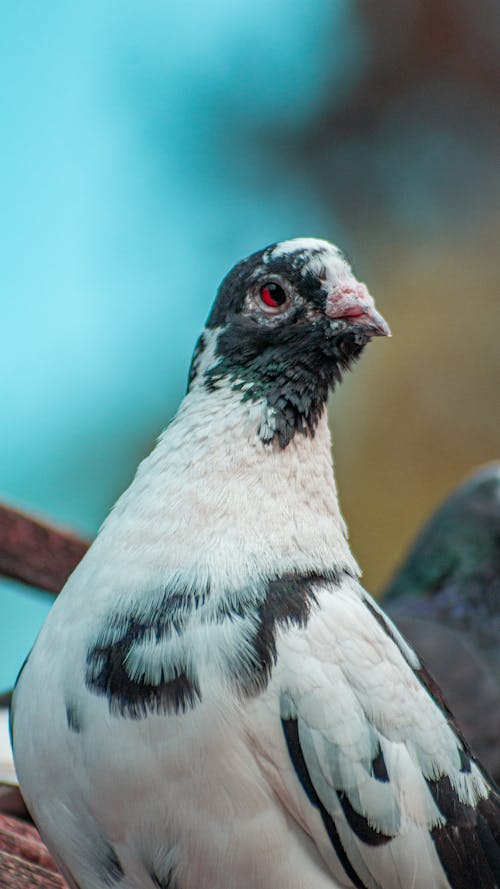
382;462;500;783
11;238;500;889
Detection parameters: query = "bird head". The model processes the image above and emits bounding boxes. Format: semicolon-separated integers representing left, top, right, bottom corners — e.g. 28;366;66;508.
190;237;390;447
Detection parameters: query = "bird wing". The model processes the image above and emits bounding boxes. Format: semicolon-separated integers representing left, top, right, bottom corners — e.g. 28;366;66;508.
249;576;500;889
381;613;500;784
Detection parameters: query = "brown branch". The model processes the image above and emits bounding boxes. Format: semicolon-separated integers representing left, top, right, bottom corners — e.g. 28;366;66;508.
0;505;90;595
0;853;66;889
0;815;67;887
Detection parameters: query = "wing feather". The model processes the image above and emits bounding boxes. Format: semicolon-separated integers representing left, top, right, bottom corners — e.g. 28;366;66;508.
254;576;500;889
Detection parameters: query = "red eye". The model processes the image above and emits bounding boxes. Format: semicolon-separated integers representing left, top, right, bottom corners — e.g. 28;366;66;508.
260;282;287;308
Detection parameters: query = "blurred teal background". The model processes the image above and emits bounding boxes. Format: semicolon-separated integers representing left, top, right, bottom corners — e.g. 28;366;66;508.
1;1;499;689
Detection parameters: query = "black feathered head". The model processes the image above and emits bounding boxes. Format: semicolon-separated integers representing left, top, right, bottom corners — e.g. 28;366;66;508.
191;238;390;447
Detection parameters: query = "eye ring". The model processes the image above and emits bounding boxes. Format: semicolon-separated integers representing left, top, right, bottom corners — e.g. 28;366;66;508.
259;281;288;311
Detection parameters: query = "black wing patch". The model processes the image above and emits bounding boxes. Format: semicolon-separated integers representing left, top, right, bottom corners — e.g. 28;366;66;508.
282;716;369;889
371;745;389;782
85;620;201;720
429;777;500;889
65;699;82;733
150;869;178;889
283;714;500;889
241;570;343;695
362;592;500;887
84;571;343;716
85;604;202;719
337;790;392;847
101;841;124;887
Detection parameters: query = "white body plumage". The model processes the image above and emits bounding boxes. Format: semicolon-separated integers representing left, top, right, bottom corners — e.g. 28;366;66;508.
12;239;499;889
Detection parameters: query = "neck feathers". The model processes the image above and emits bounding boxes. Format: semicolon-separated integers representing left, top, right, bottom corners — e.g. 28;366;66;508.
188;324;351;449
101;365;359;591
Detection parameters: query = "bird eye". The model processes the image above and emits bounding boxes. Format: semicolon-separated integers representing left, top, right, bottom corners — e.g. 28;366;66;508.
259;282;287;309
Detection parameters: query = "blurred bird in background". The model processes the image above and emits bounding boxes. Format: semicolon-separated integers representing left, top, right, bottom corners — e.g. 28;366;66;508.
382;463;500;781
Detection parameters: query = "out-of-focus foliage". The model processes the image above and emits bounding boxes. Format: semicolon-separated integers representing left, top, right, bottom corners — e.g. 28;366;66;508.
1;0;498;688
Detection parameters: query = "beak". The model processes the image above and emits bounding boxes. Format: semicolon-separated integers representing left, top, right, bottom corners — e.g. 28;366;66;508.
325;283;391;338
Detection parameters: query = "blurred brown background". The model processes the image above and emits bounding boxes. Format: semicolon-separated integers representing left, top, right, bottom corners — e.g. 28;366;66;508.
285;0;500;590
335;228;498;591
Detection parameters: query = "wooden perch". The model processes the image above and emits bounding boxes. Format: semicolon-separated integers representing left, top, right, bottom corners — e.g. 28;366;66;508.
0;505;90;595
0;815;67;887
